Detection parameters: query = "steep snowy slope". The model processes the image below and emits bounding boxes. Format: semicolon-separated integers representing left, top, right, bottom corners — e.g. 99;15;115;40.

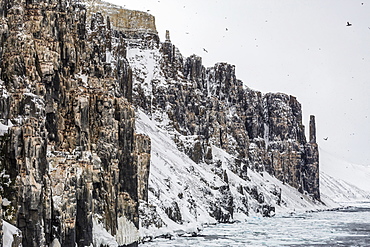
136;109;329;239
320;148;370;202
320;172;370;203
320;149;370;192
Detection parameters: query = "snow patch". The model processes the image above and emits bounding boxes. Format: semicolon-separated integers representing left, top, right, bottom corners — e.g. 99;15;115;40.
106;50;115;64
116;215;140;246
127;47;164;102
0;122;9;136
76;73;89;87
3;221;22;247
92;217;118;247
2;197;11;206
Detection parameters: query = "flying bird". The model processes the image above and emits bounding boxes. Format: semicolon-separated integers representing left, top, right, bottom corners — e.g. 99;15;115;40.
203;48;208;53
346;21;352;26
323;137;328;141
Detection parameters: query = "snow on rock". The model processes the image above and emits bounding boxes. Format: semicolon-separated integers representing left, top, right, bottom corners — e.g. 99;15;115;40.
0;119;12;136
0;122;8;136
116;216;140;246
50;238;62;247
92;217;119;247
3;221;22;247
92;214;140;246
136;109;218;236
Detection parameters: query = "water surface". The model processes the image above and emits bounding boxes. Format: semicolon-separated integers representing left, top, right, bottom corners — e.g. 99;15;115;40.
140;203;370;246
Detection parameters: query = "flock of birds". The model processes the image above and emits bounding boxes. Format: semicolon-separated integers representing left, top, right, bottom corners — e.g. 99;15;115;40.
201;22;355;54
141;1;367;53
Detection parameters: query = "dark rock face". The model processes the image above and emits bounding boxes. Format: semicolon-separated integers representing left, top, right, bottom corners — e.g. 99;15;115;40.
304;115;320;199
0;0;151;246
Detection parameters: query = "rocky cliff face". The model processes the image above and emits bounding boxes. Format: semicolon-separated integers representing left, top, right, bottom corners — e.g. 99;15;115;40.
127;31;320;229
0;0;151;246
131;38;320;199
0;0;320;244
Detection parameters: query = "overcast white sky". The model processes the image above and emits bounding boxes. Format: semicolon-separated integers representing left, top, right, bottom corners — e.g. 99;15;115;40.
107;0;370;166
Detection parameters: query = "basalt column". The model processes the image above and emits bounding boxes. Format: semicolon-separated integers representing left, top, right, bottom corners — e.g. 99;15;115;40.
303;115;320;200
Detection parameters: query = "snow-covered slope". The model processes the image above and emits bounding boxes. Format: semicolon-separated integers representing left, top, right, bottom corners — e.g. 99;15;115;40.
319;149;370;203
320;149;370;192
136;109;330;239
320;172;370;203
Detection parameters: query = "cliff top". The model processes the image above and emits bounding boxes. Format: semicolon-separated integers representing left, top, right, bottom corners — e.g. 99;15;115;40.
85;0;157;34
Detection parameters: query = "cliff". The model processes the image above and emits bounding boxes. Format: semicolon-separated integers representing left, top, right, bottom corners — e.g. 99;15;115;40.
131;36;320;197
0;0;320;245
127;31;320;230
0;0;151;246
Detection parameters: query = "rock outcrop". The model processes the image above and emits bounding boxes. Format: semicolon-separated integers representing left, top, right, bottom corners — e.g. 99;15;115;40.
0;0;151;246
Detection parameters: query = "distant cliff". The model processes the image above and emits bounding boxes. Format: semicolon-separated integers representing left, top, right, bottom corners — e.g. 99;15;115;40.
0;0;320;245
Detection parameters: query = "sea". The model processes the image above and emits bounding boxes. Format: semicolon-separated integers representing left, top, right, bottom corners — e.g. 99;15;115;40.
139;202;370;247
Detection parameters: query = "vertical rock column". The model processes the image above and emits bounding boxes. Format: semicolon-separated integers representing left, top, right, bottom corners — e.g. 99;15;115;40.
10;122;50;247
0;0;52;244
303;115;320;200
135;134;151;202
309;115;316;143
0;194;2;247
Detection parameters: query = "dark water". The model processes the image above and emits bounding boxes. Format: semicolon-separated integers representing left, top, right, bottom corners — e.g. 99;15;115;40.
140;203;370;246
